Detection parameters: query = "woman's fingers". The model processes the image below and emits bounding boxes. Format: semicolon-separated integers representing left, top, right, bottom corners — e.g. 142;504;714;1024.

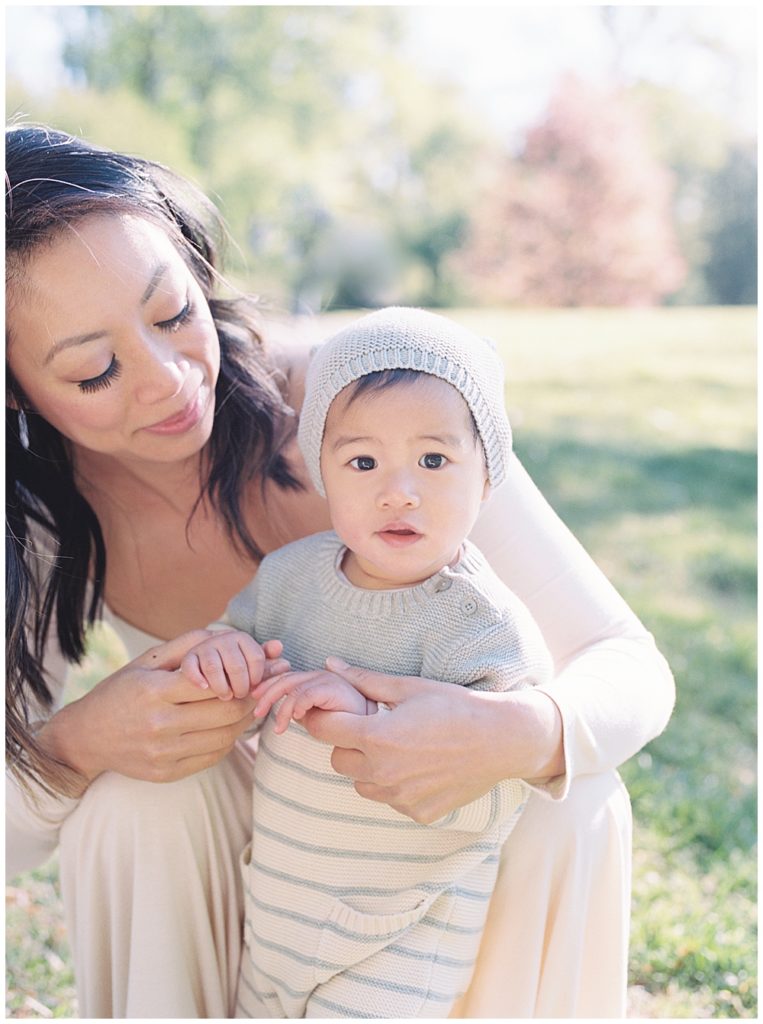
172;691;256;731
137;630;216;671
300;706;374;749
149;719;255;782
323;658;425;707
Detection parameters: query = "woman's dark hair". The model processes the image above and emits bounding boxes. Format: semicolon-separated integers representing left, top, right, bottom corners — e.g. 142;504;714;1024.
6;122;301;793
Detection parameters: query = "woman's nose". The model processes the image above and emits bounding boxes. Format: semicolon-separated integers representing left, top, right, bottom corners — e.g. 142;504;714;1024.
133;336;190;405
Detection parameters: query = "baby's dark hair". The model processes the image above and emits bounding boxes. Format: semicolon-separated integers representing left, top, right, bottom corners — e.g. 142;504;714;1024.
345;369;481;443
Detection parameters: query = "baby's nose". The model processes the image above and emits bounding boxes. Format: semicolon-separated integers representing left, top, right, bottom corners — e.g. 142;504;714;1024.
376;473;420;509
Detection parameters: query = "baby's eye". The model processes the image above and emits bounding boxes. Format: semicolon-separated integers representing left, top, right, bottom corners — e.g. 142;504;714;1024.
419;453;447;470
349;456;377;471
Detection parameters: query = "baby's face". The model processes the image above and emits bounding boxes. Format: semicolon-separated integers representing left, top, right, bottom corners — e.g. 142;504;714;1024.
320;374;490;590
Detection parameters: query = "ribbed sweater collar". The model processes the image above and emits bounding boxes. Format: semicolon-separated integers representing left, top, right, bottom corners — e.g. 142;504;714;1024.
314;531;483;619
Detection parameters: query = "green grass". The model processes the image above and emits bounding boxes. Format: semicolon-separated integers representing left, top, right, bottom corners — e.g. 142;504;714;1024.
6;306;756;1018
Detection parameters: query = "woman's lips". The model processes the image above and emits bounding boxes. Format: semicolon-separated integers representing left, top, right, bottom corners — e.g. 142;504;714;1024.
144;387;207;435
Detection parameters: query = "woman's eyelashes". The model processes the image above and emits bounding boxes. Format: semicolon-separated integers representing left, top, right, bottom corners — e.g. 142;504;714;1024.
77;355;123;394
75;298;195;393
156;298;195;333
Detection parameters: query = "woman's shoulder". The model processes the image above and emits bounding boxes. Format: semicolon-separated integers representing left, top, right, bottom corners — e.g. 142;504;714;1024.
265;312;355;414
264;317;323;415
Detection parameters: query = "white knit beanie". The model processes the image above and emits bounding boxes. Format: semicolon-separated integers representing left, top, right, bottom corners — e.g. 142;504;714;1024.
298;307;512;496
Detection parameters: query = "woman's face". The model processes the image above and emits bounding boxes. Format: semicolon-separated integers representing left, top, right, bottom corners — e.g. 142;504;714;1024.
6;213;221;468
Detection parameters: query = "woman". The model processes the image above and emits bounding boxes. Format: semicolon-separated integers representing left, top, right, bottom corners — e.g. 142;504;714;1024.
6;123;674;1018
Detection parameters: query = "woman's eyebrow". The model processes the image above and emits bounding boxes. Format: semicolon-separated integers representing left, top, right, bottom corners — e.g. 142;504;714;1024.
140;262;169;304
44;263;170;365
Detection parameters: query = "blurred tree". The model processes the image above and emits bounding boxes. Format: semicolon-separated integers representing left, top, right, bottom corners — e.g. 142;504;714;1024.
456;74;687;306
629;82;757;306
52;4;483;311
702;142;757;305
595;6;756;307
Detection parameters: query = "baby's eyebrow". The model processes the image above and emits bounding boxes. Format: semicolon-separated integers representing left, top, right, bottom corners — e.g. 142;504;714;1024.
330;435;377;451
418;433;468;448
330;431;470;451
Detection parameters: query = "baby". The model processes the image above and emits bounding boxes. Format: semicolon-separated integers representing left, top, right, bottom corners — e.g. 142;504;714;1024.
182;307;553;1018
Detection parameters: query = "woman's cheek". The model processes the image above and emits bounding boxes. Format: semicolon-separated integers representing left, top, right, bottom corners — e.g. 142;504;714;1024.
39;391;127;441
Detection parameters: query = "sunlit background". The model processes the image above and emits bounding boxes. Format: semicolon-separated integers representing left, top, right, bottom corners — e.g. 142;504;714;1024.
6;5;757;313
5;5;757;1020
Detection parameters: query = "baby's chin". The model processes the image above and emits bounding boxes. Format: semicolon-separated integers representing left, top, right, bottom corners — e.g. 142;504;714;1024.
341;545;463;591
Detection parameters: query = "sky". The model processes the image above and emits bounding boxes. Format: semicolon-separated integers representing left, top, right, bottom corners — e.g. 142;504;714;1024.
403;5;757;140
5;4;758;141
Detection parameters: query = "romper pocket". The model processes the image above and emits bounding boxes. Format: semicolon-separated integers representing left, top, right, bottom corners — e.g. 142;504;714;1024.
313;887;444;984
313;887;460;1017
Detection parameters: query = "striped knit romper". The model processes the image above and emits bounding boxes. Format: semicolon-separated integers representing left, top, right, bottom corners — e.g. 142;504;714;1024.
229;531;552;1019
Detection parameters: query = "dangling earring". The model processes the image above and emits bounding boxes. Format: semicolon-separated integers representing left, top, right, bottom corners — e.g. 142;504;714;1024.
18;408;30;450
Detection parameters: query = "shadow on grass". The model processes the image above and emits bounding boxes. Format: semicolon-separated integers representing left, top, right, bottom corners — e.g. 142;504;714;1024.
517;436;756;526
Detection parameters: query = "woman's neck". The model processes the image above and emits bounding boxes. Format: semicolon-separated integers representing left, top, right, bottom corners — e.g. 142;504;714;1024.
71;445;207;519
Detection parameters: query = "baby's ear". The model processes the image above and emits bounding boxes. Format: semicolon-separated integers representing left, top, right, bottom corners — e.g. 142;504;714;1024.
481;477;492;502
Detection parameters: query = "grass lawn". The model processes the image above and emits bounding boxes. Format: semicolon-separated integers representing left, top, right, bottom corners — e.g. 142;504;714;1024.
6;306;756;1018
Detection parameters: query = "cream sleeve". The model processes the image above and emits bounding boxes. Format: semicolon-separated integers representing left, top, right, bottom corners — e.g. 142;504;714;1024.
5;630;83;879
469;453;675;799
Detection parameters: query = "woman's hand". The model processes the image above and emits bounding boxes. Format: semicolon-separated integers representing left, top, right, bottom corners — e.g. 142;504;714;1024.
35;630;279;791
295;657;565;824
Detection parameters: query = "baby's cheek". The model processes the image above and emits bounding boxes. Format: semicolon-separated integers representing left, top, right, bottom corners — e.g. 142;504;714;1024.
327;505;365;552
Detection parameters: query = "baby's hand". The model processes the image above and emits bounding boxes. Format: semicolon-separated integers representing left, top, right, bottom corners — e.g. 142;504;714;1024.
180;631;288;700
251;666;376;733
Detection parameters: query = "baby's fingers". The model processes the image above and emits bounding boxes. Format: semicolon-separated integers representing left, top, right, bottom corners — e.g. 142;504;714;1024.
262;639;284;661
184;648;233;699
273;692;302;733
252;672;305;717
180;652;211;691
235;634;268;688
249;671;321;720
273;680;353;733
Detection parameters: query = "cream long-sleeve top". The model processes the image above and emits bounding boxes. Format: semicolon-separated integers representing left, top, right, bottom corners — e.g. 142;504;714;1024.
5;455;675;879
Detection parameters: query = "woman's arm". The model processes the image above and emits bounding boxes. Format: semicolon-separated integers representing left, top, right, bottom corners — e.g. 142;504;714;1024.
469;453;675;793
7;636;78;878
6;630;260;878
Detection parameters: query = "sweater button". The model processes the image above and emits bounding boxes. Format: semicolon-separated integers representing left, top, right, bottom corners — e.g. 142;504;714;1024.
433;577;452;593
461;597;478;615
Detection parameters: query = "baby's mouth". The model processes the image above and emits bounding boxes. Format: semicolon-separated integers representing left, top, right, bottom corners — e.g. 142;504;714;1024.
377;525;422;546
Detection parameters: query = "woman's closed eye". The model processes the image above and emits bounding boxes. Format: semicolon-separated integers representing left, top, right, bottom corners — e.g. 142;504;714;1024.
349;455;377;471
155;299;195;333
77;355;123;394
419;452;448;469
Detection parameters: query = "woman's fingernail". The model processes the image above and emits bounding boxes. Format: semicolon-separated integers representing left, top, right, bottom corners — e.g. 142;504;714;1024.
326;656;348;670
